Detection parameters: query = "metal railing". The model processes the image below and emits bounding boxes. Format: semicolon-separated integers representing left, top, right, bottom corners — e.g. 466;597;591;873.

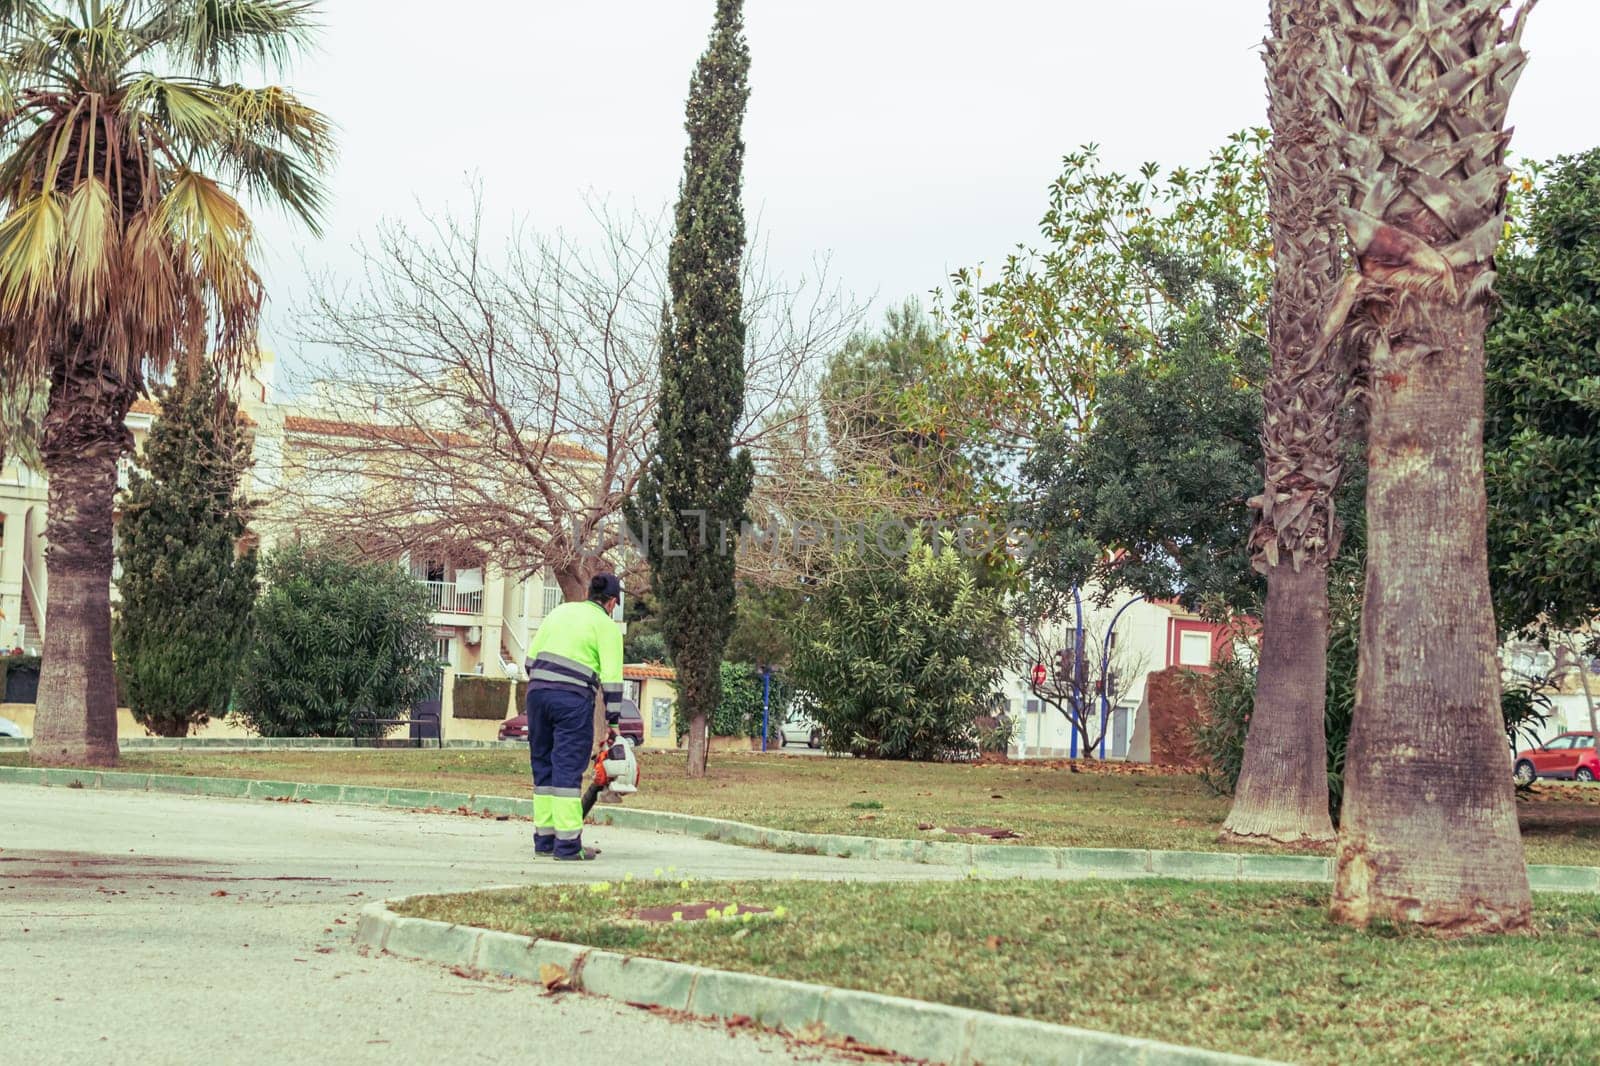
20;564;45;644
420;580;484;616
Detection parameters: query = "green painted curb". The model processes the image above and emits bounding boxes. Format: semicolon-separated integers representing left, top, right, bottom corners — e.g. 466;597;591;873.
339;785;390;807
384;788;435;808
196;776;252;798
362;899;1278;1065
4;766;1598;894
247;779;298;800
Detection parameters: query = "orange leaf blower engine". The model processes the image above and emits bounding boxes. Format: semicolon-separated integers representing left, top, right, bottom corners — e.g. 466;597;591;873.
580;711;640;816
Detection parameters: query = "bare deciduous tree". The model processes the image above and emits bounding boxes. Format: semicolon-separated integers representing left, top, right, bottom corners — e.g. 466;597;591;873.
1015;613;1150;758
283;198;854;597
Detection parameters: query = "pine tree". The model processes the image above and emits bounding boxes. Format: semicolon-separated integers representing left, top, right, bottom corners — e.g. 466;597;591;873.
626;0;754;778
113;367;257;737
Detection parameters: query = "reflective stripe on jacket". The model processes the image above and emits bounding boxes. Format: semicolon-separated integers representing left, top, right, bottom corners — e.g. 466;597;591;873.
527;600;624;708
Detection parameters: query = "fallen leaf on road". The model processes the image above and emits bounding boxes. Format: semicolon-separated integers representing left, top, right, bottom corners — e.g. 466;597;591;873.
210;890;228;897
449;965;478;980
315;947;334;954
539;963;571;992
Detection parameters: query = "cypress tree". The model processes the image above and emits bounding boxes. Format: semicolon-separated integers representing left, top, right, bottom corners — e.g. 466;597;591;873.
113;367;257;737
627;0;754;777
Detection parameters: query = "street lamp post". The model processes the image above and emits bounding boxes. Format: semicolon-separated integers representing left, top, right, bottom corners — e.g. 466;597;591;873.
1098;595;1145;759
760;665;772;752
1069;585;1084;758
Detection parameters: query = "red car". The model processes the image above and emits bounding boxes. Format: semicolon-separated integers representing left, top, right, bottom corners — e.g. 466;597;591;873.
499;700;645;746
1514;732;1599;785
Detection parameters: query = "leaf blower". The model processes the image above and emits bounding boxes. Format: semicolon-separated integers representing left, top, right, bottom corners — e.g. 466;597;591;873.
581;711;640;816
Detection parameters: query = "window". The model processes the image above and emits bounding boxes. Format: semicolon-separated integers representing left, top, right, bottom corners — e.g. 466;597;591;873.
1178;631;1213;667
1545;736;1575;750
1574;736;1597;749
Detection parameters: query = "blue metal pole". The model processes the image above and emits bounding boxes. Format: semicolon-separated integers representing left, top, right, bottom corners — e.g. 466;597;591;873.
1070;587;1084;759
1099;595;1146;759
761;666;772;752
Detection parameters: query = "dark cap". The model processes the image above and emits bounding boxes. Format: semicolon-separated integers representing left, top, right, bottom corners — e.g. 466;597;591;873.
588;573;622;602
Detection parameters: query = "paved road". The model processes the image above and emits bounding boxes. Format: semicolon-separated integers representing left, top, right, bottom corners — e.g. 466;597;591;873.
0;784;962;1065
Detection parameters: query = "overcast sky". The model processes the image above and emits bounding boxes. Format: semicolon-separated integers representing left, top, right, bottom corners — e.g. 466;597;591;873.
254;1;1600;374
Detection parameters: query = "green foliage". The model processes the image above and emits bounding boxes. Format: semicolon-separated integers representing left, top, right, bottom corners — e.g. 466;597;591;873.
625;629;668;665
790;535;1015;760
113;367;257;737
722;584;803;668
932;131;1271;495
674;660;789;740
234;544;440;737
1487;149;1600;646
1018;253;1274;614
821;300;976;509
452;676;515;721
625;0;754;756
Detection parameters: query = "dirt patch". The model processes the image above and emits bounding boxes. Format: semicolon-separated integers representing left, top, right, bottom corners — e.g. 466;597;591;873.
940;826;1022;839
628;901;773;923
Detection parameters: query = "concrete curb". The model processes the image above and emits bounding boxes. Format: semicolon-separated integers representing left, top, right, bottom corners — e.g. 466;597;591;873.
0;736;526;752
355;897;1281;1066
4;764;1598;893
0;764;536;818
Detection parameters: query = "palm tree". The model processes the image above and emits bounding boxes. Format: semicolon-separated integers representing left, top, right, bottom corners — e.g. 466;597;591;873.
1322;0;1534;932
0;1;332;767
1221;0;1349;848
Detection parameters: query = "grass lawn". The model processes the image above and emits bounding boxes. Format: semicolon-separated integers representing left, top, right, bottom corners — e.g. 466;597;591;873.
5;747;1599;866
395;877;1600;1065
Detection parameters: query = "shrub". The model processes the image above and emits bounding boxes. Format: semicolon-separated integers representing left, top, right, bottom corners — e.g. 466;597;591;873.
0;653;41;703
234;544;440;737
113;365;257;737
452;676;515;720
790;534;1015;761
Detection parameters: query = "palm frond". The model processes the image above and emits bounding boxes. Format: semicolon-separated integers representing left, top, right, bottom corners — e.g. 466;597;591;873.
217;83;332;162
143;0;319;78
62;175;113;309
0;191;63;316
155;167;262;359
122;73;232;147
214;136;324;232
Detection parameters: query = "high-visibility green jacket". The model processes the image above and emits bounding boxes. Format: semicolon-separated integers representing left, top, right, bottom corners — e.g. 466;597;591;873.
527;600;624;710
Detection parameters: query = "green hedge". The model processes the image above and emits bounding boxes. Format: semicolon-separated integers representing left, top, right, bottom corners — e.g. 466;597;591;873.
0;655;41;703
452;675;516;720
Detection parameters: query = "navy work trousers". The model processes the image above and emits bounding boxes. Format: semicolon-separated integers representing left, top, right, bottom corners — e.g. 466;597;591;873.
528;685;596;857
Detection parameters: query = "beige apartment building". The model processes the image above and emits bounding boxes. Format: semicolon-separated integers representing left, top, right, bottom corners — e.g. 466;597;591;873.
0;352;613;737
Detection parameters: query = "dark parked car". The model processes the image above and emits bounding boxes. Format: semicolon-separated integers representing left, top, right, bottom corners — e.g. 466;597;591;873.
499;699;644;746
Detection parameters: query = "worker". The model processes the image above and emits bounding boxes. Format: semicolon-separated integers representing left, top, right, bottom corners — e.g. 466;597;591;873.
524;572;624;860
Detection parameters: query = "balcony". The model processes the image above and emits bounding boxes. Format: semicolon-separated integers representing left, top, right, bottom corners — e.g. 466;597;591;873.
420;580;485;616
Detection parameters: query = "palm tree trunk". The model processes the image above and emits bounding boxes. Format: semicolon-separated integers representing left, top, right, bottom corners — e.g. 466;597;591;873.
1222;0;1344;846
1331;301;1529;932
1223;561;1334;844
29;349;135;768
1321;0;1536;934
